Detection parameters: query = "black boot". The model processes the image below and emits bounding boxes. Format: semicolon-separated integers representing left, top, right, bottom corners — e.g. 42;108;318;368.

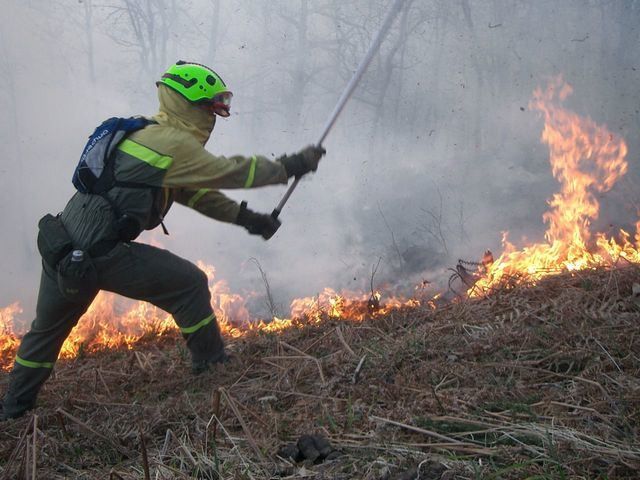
191;350;230;375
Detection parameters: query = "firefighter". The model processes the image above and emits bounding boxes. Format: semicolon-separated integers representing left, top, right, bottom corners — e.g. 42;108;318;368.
0;61;325;420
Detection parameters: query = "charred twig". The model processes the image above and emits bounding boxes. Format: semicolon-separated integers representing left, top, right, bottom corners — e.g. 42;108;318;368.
369;415;493;454
207;409;256;477
206;389;222;474
352;355;367;384
336;326;357;358
430;384;446;414
137;421;150;480
593;338;622;372
279;341;326;385
31;414;37;480
56;411;71;440
93;368;111;396
0;415;33;480
378;202;404;269
56;408;132;458
134;351;150;371
250;257;279;318
420;187;449;255
211;389;221;444
368;257;382;312
159;429;172;463
219;388;266;465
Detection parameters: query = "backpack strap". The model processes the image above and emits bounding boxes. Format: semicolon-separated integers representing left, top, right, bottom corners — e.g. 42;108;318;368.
74;116;168;241
91;118;157;194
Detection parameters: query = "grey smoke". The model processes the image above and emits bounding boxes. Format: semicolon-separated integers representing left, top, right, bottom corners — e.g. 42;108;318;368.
1;1;638;326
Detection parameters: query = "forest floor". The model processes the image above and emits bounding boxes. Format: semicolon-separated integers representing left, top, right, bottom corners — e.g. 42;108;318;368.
1;266;639;479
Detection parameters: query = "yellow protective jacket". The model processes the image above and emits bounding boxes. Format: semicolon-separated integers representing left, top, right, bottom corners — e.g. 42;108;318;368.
61;85;288;249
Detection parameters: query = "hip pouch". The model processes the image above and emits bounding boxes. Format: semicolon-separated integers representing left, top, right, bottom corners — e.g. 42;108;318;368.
37;214;73;268
57;250;98;303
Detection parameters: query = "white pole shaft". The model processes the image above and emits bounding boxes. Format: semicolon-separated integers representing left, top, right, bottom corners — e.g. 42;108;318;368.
273;0;406;217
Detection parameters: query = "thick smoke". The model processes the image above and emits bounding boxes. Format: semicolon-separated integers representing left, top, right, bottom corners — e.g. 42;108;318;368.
1;1;638;323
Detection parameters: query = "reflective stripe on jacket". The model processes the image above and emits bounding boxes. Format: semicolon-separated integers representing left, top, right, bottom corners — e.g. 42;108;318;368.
61;85;288;247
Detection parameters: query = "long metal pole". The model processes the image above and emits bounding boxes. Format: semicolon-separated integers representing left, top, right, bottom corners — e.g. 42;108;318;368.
272;0;406;219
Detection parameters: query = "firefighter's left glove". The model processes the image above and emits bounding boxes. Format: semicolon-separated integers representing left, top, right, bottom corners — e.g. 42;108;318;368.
236;201;281;240
278;145;326;178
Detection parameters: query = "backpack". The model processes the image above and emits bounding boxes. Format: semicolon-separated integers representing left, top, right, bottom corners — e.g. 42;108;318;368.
71;116;168;241
72;116;153;194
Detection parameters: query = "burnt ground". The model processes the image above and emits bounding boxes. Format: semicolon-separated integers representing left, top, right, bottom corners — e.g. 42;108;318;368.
1;266;639;479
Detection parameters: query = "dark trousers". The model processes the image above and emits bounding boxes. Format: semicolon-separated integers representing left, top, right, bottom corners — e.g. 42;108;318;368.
3;242;225;418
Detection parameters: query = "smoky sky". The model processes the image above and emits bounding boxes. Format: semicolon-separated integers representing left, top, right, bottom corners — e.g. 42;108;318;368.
1;1;639;322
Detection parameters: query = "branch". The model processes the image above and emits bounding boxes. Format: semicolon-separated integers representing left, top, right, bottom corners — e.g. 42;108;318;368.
250;257;279;318
377;202;404;269
420;188;449;255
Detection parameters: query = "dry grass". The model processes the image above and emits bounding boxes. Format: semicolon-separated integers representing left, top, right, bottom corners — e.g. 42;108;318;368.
1;266;639;479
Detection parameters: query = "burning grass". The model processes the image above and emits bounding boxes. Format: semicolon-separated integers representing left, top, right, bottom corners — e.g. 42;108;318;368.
1;265;639;479
0;303;21;370
1;76;639;478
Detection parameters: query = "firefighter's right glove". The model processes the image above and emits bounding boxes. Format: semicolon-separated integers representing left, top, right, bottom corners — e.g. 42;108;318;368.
278;145;326;178
236;201;281;240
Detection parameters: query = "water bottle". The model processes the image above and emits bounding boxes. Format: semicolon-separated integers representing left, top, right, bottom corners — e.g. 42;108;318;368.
71;250;84;264
58;249;97;302
69;250;85;277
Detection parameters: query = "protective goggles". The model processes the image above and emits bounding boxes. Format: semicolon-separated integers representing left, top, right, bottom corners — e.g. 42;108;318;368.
200;91;233;117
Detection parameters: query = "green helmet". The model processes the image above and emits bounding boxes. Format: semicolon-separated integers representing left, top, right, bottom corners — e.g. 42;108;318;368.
158;61;232;104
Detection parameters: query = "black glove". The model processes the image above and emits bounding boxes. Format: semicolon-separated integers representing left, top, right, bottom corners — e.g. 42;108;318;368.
236;201;281;240
278;144;326;178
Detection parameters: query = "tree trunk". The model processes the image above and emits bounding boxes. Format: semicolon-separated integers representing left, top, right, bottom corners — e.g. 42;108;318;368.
460;0;483;150
207;0;221;62
286;0;309;133
83;0;96;84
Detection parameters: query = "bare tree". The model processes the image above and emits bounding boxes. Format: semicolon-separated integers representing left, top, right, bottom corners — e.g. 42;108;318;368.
280;0;310;129
104;0;183;78
206;0;221;63
250;258;279;318
82;0;96;83
261;0;330;131
419;188;450;256
319;0;432;154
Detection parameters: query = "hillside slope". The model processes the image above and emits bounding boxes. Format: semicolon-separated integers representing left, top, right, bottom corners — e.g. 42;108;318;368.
1;267;639;479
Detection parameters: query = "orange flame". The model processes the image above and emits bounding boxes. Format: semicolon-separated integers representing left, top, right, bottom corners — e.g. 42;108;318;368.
1;76;636;371
0;267;429;371
474;76;637;293
0;302;22;368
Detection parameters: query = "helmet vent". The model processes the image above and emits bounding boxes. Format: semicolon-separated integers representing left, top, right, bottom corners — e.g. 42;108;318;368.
206;75;217;86
162;73;197;89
